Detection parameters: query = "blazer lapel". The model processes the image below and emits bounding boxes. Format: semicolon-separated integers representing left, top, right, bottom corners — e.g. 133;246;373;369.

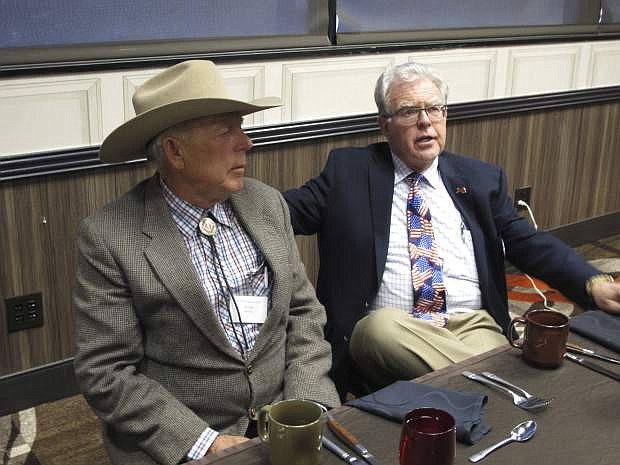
438;154;491;300
438;154;474;220
141;176;242;360
369;143;395;285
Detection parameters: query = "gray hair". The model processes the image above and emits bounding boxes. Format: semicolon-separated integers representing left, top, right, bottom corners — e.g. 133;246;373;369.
374;62;449;116
146;118;202;166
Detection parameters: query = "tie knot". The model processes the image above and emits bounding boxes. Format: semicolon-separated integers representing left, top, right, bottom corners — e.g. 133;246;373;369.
407;172;424;186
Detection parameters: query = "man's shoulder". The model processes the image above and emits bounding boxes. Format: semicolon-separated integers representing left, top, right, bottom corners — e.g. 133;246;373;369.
233;178;288;224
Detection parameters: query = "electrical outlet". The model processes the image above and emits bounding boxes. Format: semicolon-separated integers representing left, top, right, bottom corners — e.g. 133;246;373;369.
514;186;532;211
5;292;43;333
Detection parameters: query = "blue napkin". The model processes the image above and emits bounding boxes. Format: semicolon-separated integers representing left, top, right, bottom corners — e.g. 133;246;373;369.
346;380;490;444
570;310;620;353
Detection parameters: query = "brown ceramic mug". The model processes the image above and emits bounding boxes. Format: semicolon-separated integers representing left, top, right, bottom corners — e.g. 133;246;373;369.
508;309;569;368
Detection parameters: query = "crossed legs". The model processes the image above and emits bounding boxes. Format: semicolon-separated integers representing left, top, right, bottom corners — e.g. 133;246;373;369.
349;307;507;387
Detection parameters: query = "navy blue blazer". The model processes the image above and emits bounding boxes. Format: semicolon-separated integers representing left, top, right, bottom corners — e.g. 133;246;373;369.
284;142;598;396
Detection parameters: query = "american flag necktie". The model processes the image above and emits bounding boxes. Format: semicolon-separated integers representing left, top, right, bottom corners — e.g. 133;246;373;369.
406;173;447;327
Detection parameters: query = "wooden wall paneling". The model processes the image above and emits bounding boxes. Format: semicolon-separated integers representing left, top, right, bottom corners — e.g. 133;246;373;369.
514;108;582;228
0;162;155;375
1;178;54;373
448;115;544;216
543;107;591;226
446;104;620;230
36;164;155;366
39;174;94;366
573;102;620;220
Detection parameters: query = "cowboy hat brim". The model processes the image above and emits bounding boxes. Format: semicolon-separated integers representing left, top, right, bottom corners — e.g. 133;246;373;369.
99;96;280;163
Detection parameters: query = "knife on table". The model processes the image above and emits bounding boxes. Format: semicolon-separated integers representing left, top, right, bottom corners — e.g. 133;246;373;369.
326;414;381;465
322;436;364;464
564;352;620;381
566;342;620;365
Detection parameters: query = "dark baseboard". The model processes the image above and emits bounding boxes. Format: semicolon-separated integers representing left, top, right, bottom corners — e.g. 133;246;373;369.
0;358;78;417
549;211;620;247
0;212;618;415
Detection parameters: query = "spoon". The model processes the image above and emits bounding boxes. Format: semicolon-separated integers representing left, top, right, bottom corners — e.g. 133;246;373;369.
468;420;537;462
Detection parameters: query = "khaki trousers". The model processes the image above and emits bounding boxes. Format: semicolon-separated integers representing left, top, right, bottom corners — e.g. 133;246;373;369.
349;308;508;387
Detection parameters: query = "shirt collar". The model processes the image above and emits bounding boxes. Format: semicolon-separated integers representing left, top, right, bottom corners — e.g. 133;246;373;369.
390;151;441;189
160;177;232;230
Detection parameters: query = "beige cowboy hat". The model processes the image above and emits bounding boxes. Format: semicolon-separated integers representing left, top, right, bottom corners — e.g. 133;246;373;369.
99;60;280;163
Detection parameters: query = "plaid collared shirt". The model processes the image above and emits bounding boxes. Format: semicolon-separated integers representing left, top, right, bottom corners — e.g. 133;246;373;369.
161;179;271;355
160;179;272;459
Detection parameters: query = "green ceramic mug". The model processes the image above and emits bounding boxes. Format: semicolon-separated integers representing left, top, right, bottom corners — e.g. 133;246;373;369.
257;399;326;465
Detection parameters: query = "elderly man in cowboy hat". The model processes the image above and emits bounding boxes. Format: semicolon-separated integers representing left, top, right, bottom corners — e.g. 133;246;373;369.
72;60;340;465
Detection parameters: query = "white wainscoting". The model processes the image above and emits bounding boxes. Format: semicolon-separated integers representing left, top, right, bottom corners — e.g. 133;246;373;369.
588;42;620;87
0;75;103;155
505;44;583;96
280;55;395;121
408;48;500;102
1;39;619;158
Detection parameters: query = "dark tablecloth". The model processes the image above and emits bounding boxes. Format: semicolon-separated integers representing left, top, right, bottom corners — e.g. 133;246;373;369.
195;332;620;465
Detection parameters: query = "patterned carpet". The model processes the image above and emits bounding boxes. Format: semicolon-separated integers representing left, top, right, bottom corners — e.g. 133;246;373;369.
2;254;619;465
506;257;620;319
1;395;110;465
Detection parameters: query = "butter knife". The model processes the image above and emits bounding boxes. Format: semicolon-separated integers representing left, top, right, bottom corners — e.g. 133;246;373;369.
564;352;620;381
327;414;381;465
566;342;620;365
322;436;364;464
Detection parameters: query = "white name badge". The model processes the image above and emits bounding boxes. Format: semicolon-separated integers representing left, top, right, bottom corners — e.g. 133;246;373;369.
229;296;268;324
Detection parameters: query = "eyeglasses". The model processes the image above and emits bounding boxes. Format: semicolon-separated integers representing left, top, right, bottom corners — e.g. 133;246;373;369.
386;105;447;125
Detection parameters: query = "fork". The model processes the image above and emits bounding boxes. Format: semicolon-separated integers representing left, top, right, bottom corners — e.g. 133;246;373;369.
480;372;552;406
462;371;551;411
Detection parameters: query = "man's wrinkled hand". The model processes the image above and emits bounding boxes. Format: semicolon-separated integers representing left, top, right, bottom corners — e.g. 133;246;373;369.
209;434;251;454
592;281;620;314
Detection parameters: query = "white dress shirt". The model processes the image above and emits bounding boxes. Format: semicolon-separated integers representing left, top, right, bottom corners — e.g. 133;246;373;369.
370;152;482;314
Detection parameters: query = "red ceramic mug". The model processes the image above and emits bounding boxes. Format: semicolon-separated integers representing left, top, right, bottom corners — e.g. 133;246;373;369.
508;309;569;368
400;408;456;465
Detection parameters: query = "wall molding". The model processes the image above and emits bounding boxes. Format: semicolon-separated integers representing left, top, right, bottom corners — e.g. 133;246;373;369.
550;211;620;247
1;85;619;182
0;358;78;416
3;39;619;159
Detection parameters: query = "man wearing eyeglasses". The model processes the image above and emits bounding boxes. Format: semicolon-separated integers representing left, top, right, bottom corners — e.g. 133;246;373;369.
283;61;620;397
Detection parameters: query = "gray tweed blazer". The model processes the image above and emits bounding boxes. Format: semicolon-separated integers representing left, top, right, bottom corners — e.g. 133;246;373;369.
73;175;339;465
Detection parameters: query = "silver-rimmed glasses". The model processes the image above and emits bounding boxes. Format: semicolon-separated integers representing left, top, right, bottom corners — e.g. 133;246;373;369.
386;105;447;125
